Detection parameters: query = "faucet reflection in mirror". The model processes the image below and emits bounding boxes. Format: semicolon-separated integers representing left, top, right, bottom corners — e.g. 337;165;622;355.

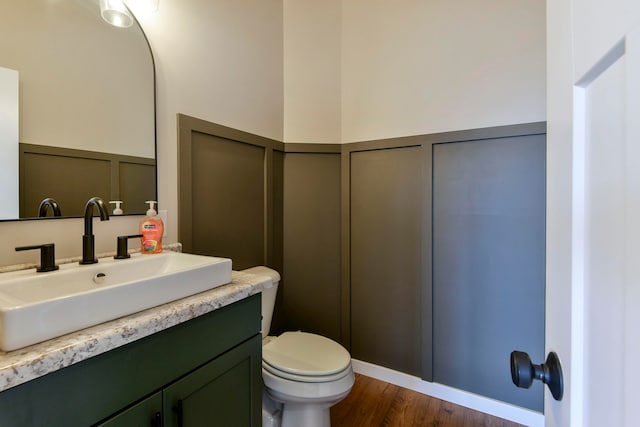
38;198;62;217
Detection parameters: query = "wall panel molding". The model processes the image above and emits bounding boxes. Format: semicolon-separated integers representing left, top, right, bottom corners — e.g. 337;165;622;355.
178;114;282;269
177;114;546;395
339;121;545;381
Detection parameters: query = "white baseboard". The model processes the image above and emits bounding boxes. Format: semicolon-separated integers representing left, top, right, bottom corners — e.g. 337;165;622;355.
351;359;544;427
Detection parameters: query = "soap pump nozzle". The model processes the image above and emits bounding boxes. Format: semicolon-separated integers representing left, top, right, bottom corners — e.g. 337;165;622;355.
145;201;157;216
109;201;123;215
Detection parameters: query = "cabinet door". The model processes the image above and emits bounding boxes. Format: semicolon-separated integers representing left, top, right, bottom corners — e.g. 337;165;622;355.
96;392;162;427
163;335;262;427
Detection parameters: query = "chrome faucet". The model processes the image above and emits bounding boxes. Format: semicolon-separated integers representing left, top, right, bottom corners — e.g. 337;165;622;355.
38;197;62;217
80;197;110;264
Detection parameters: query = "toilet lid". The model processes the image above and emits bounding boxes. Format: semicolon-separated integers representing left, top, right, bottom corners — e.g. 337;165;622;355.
263;331;351;377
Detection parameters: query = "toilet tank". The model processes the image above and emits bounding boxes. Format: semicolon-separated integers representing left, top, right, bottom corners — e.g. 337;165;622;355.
241;266;280;338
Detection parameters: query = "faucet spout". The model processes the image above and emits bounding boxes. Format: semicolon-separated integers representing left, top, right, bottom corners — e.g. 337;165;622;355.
81;197;110;264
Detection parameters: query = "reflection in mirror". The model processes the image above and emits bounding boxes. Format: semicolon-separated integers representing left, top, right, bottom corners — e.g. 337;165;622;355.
0;0;156;220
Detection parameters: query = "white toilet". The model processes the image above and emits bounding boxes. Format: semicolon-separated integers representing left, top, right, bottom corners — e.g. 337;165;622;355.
242;267;355;427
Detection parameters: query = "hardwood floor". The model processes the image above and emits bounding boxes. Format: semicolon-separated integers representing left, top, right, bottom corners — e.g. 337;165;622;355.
331;374;525;427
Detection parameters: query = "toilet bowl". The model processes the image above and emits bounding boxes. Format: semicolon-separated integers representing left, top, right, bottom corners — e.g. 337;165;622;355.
242;267;354;427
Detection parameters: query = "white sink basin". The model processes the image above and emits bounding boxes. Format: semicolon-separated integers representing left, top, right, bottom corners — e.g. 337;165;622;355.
0;252;232;351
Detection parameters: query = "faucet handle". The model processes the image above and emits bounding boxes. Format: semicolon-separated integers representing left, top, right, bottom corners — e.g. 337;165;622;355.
114;234;143;259
15;243;60;273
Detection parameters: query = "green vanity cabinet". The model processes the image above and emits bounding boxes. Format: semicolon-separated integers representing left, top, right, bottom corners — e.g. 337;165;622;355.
0;294;262;427
163;337;258;427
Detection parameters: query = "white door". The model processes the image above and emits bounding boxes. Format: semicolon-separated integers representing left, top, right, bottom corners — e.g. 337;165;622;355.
546;1;640;426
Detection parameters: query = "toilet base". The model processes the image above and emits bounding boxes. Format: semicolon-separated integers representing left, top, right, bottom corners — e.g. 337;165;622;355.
281;402;332;427
262;390;283;427
264;385;352;427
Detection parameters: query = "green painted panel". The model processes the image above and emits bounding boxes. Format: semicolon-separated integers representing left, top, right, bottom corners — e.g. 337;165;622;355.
432;136;545;411
164;336;262;427
190;133;265;270
350;147;424;376
282;153;342;342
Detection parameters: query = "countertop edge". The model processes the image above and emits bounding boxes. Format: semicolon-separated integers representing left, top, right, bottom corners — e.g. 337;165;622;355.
0;270;269;392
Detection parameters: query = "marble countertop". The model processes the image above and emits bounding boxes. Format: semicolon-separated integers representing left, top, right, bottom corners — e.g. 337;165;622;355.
0;270;270;393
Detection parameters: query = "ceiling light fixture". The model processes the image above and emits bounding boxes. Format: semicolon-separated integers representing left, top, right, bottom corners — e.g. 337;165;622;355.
99;0;134;28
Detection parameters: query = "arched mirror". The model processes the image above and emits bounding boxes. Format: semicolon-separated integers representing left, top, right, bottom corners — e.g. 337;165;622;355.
0;0;156;220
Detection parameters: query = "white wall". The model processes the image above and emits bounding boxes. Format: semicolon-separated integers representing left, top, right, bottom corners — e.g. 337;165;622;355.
282;1;546;143
0;0;544;266
341;0;546;142
283;0;342;143
138;0;284;246
0;216;144;267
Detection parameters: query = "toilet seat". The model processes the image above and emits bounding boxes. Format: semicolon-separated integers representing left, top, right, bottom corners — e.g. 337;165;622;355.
263;361;351;383
263;331;351;383
262;366;355;402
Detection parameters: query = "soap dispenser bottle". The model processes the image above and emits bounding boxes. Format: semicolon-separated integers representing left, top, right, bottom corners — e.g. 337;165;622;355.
109;201;124;215
139;201;164;254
